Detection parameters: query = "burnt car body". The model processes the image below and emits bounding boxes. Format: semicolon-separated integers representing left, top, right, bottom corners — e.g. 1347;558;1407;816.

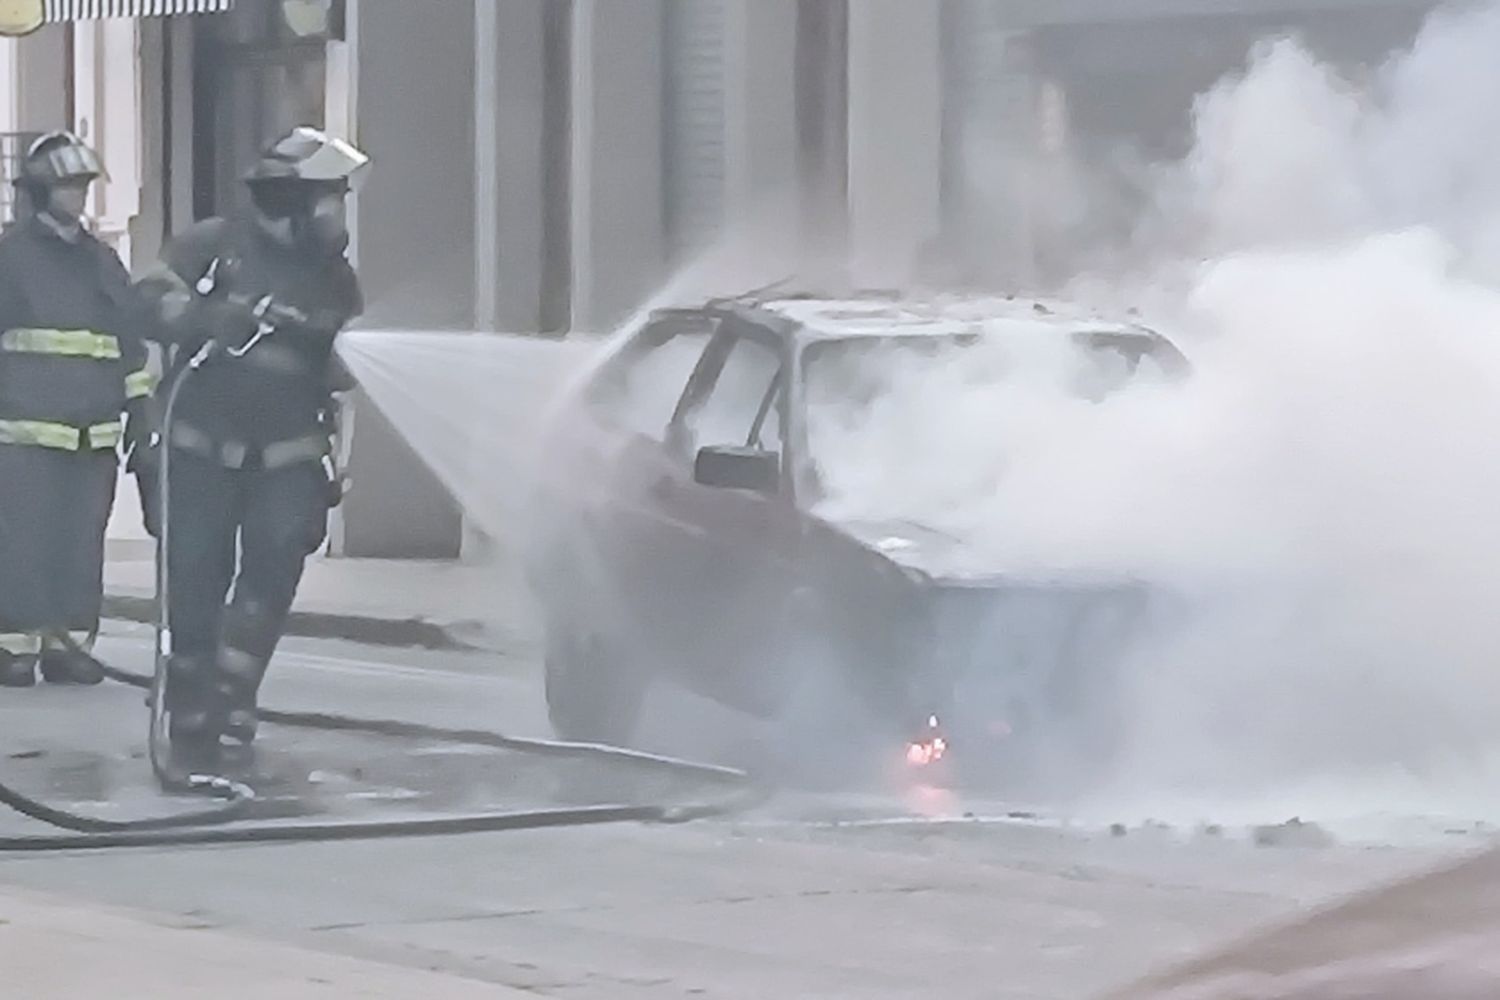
525;293;1189;777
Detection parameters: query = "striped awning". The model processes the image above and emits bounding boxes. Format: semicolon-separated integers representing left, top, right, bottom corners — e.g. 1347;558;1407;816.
43;0;233;20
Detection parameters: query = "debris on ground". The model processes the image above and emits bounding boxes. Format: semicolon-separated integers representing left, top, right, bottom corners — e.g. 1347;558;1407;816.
1253;817;1334;849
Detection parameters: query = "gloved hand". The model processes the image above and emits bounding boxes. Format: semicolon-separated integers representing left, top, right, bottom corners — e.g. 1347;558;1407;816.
198;298;260;346
123;399;161;536
322;454;346;509
221;295;323;341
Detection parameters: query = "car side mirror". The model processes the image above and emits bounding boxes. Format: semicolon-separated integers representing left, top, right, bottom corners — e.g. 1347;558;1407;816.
694;445;780;494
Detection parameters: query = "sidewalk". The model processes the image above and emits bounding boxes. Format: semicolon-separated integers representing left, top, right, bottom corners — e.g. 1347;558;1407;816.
0;886;532;999
102;540;541;654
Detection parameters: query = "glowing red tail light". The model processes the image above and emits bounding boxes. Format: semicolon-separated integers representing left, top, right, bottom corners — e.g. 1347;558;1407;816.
905;715;948;767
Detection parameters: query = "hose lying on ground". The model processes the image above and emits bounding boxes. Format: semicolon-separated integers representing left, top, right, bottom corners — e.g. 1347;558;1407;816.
0;659;764;851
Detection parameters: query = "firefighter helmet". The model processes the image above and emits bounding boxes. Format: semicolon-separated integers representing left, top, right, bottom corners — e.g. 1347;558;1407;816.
244;126;370;187
18;131;105;189
243;127;369;224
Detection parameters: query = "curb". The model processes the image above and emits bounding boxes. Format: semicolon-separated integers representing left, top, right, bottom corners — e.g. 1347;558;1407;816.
101;593;476;651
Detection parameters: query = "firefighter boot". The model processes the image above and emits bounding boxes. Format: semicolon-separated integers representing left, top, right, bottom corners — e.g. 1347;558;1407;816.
216;605;275;761
39;644;106;686
0;651;37;688
165;654;223;771
216;651;269;762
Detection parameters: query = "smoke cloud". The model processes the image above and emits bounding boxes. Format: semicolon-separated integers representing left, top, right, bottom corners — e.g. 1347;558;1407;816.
914;1;1500;819
1136;4;1500;276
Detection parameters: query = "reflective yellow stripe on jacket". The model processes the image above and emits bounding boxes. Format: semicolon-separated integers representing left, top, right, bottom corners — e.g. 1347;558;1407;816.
0;419;123;451
0;328;121;360
87;422;123;449
124;368;156;400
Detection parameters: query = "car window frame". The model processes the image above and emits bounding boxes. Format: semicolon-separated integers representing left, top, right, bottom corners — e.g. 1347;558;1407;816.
667;313;790;466
582;311;719;435
746;367;786;451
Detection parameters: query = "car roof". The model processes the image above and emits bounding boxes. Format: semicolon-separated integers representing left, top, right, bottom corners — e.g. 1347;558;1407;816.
727;293;1159;345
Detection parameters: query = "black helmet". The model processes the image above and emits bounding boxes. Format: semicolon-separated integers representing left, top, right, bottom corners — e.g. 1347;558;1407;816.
17;131;105;190
244;126;369;221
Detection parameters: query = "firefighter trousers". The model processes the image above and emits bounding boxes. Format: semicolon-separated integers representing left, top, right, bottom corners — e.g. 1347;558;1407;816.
165;451;329;738
0;444;117;656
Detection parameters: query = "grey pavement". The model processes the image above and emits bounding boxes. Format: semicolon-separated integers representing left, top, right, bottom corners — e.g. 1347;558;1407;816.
0;626;1482;998
2;885;535;999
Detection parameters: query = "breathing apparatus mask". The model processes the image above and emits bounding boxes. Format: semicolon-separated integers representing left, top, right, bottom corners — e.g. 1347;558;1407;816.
243;127;370;256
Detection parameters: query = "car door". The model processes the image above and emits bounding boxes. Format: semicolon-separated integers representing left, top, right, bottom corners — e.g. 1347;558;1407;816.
636;320;801;713
580;315;718;655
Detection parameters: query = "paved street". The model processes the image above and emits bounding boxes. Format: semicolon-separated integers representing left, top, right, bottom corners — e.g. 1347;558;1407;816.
0;621;1482;998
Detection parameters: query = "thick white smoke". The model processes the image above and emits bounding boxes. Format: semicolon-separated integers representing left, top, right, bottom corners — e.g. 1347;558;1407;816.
1138;3;1500;276
334;330;597;541
801;2;1500;821
914;1;1500;818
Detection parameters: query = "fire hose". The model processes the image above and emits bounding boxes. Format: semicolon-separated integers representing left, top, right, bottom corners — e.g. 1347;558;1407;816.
0;308;763;852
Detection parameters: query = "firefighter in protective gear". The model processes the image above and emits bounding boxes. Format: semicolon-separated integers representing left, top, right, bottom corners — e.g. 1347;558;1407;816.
135;127;366;764
0;132;155;687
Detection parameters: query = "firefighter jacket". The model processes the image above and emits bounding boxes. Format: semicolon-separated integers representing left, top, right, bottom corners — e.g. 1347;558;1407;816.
137;217;362;468
0;214;153;454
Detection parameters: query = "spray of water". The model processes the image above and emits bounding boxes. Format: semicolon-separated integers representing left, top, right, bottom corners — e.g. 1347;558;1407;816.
335;330;597;541
334;220;801;542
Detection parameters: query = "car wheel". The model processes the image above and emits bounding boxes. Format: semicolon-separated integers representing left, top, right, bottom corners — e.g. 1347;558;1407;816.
544;624;648;746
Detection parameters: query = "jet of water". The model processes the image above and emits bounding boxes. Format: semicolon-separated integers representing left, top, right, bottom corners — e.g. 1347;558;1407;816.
334;224;802;544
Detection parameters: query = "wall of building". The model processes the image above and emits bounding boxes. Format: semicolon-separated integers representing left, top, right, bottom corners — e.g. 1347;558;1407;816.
569;0;666;333
473;0;561;334
337;0;476;558
723;0;798;232
130;16;195;272
847;0;942;289
72;17;141;262
14;24;64;131
0;36;16;131
352;0;475;331
0;35;21;222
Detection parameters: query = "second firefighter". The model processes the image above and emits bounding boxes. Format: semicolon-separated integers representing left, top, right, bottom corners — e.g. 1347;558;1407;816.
0;132;154;688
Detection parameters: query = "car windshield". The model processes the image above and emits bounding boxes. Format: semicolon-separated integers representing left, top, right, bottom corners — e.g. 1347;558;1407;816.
800;330;1182;519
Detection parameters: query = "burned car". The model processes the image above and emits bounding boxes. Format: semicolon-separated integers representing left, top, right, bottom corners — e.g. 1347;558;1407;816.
526;292;1190;779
